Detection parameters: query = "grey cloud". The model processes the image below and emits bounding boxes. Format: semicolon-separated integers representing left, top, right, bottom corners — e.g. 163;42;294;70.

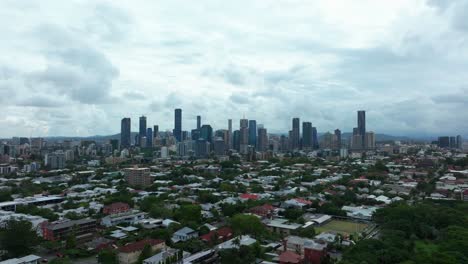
85;3;132;42
123;91;146;100
17;96;64;108
229;94;250;104
27;24;119;104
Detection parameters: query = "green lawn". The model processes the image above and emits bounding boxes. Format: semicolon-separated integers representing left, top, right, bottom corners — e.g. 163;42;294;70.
315;220;369;235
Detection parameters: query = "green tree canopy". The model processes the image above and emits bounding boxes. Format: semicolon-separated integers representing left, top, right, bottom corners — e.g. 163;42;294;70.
0;219;39;257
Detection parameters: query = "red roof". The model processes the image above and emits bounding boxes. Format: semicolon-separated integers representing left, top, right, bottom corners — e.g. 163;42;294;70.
279;251;302;264
201;227;233;242
104;202;129;210
294;198;312;205
240;193;259;200
118;239;164;253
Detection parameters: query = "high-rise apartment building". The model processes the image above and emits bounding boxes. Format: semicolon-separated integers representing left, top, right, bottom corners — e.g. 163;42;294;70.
124;167;152;187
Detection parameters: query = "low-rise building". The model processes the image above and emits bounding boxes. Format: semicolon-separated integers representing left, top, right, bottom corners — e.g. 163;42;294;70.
101;210;147;227
41;218;97;242
117;239;165;264
103;202;130;215
0;255;41;264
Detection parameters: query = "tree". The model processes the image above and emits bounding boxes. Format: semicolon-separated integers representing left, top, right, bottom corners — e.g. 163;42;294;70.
0;219;39;257
0;190;12;202
230;214;266;238
137;244;152;264
97;249;118;264
174;205;202;224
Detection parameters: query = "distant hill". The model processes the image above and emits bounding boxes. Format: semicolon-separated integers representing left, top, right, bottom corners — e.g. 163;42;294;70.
3;132;433;143
340;132;416;142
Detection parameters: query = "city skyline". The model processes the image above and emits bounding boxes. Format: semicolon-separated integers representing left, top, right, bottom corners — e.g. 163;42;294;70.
2;1;468;138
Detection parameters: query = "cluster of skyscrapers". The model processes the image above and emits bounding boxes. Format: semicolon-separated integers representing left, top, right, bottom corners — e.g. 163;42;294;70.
119;109;377;158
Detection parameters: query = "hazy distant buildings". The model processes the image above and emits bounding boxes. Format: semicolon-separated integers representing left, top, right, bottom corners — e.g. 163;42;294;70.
334;129;342;149
120;118;131;149
438;135;463;149
438;136;450;148
312;127;319;149
365;132;375;150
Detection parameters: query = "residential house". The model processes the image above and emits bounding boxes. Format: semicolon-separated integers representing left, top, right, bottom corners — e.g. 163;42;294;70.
171;227;198;243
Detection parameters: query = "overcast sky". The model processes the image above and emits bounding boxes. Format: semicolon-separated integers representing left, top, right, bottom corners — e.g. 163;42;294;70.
1;0;467;138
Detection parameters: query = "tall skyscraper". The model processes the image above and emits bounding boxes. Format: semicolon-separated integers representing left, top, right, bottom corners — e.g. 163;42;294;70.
334;129;342;149
257;127;268;152
153;125;159;139
233;130;240;152
139;116;147;137
292;118;300;150
357;110;366;149
197;115;201;130
457;135;463;149
120;118;131;149
146;128;153;148
228;119;233;149
302;122;312;150
200;124;213;144
248;120;257;147
312;127;319;149
174;108;182;142
239;119;249;154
